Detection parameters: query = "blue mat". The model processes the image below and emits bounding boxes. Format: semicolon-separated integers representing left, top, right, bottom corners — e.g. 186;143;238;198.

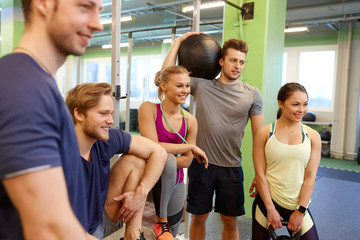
311;167;360;240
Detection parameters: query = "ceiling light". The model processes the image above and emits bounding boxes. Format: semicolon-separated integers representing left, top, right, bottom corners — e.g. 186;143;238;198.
120;16;133;22
163;39;173;44
102;44;112;49
182;1;225;13
100;16;133;25
102;43;129;49
284;26;309;33
100;19;112;25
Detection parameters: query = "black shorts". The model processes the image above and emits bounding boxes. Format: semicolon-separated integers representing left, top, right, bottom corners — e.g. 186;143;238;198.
186;158;245;216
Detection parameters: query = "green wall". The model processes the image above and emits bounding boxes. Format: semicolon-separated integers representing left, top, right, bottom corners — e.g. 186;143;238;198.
262;2;287;125
338;27;360;41
1;0;24;56
1;21;24;56
285;33;338;47
354;27;360;40
2;0;22;8
284;26;360;47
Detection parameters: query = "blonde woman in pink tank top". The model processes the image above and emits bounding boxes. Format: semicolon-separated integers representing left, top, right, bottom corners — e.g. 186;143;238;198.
139;65;208;240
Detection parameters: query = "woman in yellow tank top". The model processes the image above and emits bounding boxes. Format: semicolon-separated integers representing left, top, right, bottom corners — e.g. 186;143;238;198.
252;83;321;239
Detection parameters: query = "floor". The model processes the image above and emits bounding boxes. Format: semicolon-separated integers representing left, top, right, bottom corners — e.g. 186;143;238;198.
310;166;360;240
106;158;360;240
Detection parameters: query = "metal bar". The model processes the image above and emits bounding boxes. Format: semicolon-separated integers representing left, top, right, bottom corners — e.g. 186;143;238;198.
93;21;223;38
287;15;360;26
119;0;192;14
184;1;200;239
125;32;133;132
192;0;200;32
165;9;222;30
223;0;243;11
111;0;121;129
76;57;81;85
326;22;339;31
101;0;192;18
171;27;176;42
189;0;200;115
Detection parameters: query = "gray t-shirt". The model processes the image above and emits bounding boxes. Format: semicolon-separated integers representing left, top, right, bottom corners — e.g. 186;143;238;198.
191;77;263;167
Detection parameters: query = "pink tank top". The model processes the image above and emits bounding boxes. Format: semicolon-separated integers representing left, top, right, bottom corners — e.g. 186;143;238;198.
155;103;186;184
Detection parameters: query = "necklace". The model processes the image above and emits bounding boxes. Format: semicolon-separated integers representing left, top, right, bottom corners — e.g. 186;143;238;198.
14;46;53;76
160;102;187;143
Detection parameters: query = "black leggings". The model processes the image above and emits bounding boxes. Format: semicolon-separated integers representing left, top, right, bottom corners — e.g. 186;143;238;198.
252;195;319;240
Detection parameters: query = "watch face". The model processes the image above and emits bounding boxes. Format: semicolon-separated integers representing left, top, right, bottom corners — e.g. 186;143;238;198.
297;205;307;213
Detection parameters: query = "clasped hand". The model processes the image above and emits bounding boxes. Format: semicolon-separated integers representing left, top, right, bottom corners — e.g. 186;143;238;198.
267;209;303;233
113;187;146;224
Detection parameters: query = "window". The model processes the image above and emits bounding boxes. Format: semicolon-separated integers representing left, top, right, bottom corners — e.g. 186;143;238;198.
104;62;111;84
55;64;66;95
282;45;337;111
83;55;163;103
281;52;287;86
55;56;80;96
116;56;162;102
83;59;111;84
147;57;162;101
298;51;335;108
85;62;99;83
130;59;144;99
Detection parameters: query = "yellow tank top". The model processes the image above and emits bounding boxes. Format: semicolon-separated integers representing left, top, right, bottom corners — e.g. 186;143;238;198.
265;121;311;210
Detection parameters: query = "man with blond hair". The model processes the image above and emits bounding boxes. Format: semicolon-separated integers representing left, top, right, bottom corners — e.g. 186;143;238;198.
66;82;167;240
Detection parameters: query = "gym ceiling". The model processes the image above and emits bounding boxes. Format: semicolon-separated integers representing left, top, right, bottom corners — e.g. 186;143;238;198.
87;0;360;48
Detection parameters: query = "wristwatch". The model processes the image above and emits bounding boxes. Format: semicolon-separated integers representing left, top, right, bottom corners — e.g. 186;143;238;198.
296;205;308;215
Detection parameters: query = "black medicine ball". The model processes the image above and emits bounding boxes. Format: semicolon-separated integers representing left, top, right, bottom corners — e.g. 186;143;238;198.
319;130;331;141
302;111;316;122
178;34;221;80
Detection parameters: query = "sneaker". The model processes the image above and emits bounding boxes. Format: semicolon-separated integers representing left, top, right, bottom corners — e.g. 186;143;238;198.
153;222;174;240
120;231;146;240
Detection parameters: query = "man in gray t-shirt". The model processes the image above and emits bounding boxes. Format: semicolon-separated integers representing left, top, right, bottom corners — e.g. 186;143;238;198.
161;32;264;240
191;77;263;167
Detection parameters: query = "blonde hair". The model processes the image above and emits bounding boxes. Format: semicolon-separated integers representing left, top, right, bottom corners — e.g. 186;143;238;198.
154;65;190;101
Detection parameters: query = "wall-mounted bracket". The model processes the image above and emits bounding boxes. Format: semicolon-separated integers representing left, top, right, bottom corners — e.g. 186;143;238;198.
223;1;254;20
113;85;127;100
242;2;254;20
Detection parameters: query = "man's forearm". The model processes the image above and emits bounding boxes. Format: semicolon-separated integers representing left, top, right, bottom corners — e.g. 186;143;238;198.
162;39;181;70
